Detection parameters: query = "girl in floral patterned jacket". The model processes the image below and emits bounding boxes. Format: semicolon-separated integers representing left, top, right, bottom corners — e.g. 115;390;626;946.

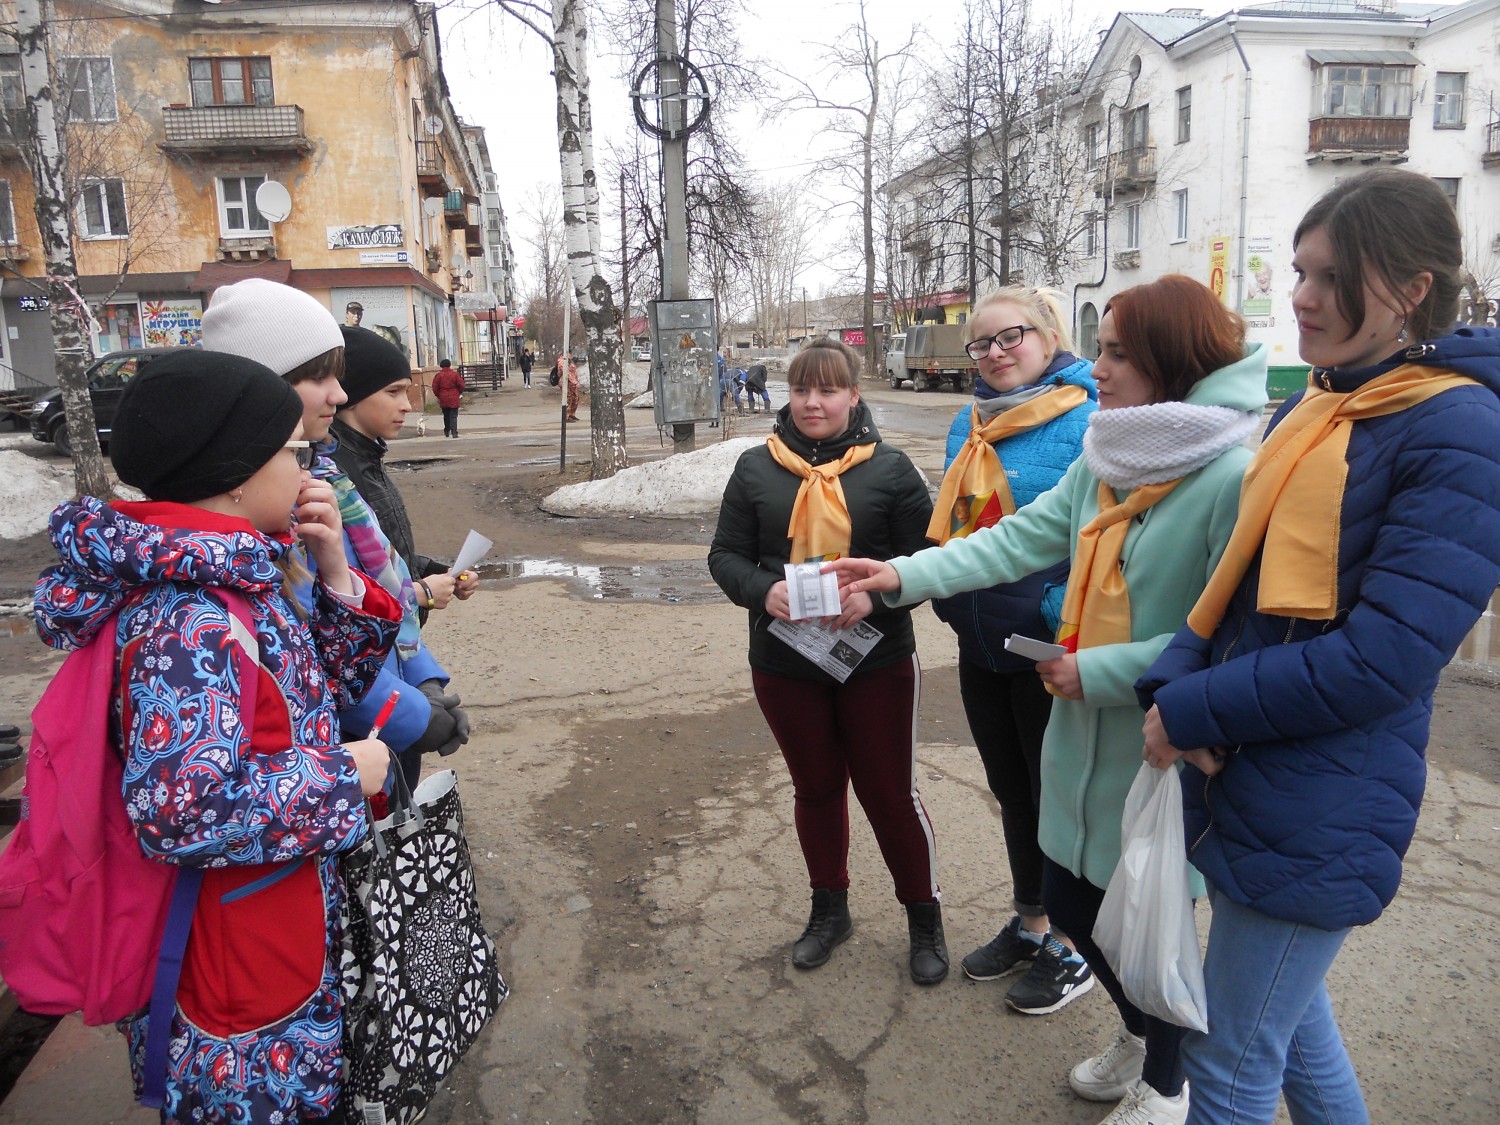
33;351;402;1123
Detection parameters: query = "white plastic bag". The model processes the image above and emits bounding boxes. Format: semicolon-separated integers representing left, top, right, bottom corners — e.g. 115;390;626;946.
1094;762;1209;1032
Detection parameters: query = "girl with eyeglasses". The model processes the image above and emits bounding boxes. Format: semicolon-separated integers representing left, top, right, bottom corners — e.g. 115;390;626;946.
33;350;402;1122
1138;169;1500;1124
928;287;1100;1015
828;275;1269;1125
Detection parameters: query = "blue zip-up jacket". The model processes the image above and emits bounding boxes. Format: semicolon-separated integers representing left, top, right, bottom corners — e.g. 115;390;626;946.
1137;328;1500;930
932;354;1097;672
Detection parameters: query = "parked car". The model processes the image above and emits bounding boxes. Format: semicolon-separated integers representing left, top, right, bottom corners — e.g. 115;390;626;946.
885;333;908;387
30;348;179;457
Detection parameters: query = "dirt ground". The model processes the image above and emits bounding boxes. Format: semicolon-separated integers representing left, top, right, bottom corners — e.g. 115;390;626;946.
0;380;1496;1123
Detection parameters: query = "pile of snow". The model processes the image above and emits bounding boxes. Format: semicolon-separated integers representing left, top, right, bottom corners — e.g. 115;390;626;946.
542;436;759;517
0;449;73;540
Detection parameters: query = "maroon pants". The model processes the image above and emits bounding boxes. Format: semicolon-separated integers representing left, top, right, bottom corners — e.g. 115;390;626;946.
752;656;939;904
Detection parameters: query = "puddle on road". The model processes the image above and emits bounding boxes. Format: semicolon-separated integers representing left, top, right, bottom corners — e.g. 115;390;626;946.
475;557;723;604
388;457;460;473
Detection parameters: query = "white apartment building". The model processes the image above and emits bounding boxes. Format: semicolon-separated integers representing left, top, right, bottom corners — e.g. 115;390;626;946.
887;0;1500;393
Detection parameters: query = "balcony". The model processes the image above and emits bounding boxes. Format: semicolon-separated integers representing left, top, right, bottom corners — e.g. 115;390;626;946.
1484;120;1500;169
1306;117;1409;165
898;224;931;253
0;108;26;158
1108;147;1156;191
443;190;468;229
464;205;484;255
160;104;313;156
216;236;277;262
416;140;447;197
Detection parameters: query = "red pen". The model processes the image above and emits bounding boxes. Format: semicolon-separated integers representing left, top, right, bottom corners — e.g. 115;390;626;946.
368;691;401;740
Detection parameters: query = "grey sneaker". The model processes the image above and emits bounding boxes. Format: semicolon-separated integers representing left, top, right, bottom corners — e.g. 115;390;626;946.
1004;935;1095;1015
960;916;1041;981
1070;1021;1147;1101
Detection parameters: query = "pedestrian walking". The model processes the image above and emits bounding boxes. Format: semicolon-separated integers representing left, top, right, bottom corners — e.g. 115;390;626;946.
520;346;534;388
1138;168;1500;1125
34;349;401;1122
563;355;581;421
707;338;946;985
928;286;1099;1015
829;275;1269;1125
433;357;464;437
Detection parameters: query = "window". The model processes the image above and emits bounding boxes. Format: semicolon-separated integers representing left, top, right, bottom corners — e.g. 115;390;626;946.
1173;189;1189;241
80;179;128;237
1434;72;1466;128
61;57;116;123
1085;123;1102;167
1176;86;1192;143
1079;303;1099;360
1312;65;1413;119
189;57;274;107
1124;202;1141;250
0;55;22;110
217;175;269;235
1123;106;1149;153
0;180;14;244
1434;177;1459;211
1084;212;1098;257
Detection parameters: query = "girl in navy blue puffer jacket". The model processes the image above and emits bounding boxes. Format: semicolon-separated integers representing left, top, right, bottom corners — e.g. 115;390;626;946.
1138;168;1500;1124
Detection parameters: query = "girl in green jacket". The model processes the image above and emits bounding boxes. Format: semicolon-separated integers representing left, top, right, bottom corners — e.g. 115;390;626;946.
828;276;1267;1125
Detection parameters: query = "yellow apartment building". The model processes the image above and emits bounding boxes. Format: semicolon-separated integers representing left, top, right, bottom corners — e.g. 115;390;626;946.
0;0;514;390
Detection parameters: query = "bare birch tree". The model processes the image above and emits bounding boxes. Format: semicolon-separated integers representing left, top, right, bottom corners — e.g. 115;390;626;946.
745;181;814;347
496;0;627;477
14;0;107;496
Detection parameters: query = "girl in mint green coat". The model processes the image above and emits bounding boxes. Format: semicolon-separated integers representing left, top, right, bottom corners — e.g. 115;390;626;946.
828;276;1267;1125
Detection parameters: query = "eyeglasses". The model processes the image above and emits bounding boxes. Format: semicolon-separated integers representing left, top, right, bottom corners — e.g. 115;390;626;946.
965;325;1038;360
285;440;315;470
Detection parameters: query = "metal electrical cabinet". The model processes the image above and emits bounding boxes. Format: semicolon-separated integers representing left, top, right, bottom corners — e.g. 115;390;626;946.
649;299;719;428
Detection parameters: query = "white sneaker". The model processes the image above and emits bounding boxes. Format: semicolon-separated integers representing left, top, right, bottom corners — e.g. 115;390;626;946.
1070;1022;1147;1101
1096;1078;1189;1125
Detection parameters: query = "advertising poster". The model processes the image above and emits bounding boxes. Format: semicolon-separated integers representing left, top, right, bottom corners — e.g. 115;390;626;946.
1243;237;1275;317
1208;237;1230;303
142;299;204;348
327;224;404;250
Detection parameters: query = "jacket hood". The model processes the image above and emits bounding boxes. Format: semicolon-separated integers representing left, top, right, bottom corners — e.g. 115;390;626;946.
771;398;881;464
1184;342;1270;414
1322;326;1500;395
34;497;284;651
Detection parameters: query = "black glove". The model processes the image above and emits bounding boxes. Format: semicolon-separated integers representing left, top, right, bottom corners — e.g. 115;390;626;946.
407;693;460;757
417;680;471;756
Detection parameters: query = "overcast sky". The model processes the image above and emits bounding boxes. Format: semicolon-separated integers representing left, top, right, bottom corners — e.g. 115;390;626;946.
434;0;1228;303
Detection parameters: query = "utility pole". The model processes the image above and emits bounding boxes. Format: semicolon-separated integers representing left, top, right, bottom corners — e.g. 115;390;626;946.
619;167;630;359
656;0;693;453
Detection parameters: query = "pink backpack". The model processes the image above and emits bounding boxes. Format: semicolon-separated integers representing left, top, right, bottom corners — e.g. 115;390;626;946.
0;589;254;1027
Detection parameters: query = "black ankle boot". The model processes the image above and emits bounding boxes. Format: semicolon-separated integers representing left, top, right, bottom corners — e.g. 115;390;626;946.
792;888;853;970
906;901;949;985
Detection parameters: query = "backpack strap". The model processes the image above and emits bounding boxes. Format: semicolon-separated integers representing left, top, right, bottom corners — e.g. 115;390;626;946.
139;589;258;1110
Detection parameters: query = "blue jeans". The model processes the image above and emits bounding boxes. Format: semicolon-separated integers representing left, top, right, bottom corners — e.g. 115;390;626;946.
1184;887;1368;1124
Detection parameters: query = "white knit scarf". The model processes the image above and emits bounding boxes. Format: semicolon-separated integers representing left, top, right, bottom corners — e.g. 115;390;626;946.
1084;402;1259;490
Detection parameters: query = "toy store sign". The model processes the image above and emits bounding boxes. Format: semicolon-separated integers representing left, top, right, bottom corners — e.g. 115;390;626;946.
327;224;404;250
142;299;203;347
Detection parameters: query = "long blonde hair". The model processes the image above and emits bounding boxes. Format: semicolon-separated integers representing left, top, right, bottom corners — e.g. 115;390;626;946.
966;286;1075;355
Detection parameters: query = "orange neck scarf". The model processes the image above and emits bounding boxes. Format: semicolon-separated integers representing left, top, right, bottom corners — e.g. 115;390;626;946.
1188;364;1479;638
927;386;1090;545
766;435;877;562
1052;478;1183;689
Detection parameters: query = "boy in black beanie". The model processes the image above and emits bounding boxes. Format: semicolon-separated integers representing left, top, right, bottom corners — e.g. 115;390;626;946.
331;326;478;622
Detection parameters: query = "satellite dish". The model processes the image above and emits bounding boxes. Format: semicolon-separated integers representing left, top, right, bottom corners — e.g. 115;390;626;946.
422;196;443;218
254;180;292;223
425;115;444;136
450;250;465;272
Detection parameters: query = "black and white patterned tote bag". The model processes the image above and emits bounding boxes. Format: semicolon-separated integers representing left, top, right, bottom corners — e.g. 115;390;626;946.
340;768;507;1124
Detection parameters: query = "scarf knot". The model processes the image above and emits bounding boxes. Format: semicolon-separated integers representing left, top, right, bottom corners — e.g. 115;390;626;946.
767;434;876;561
1189;363;1480;636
